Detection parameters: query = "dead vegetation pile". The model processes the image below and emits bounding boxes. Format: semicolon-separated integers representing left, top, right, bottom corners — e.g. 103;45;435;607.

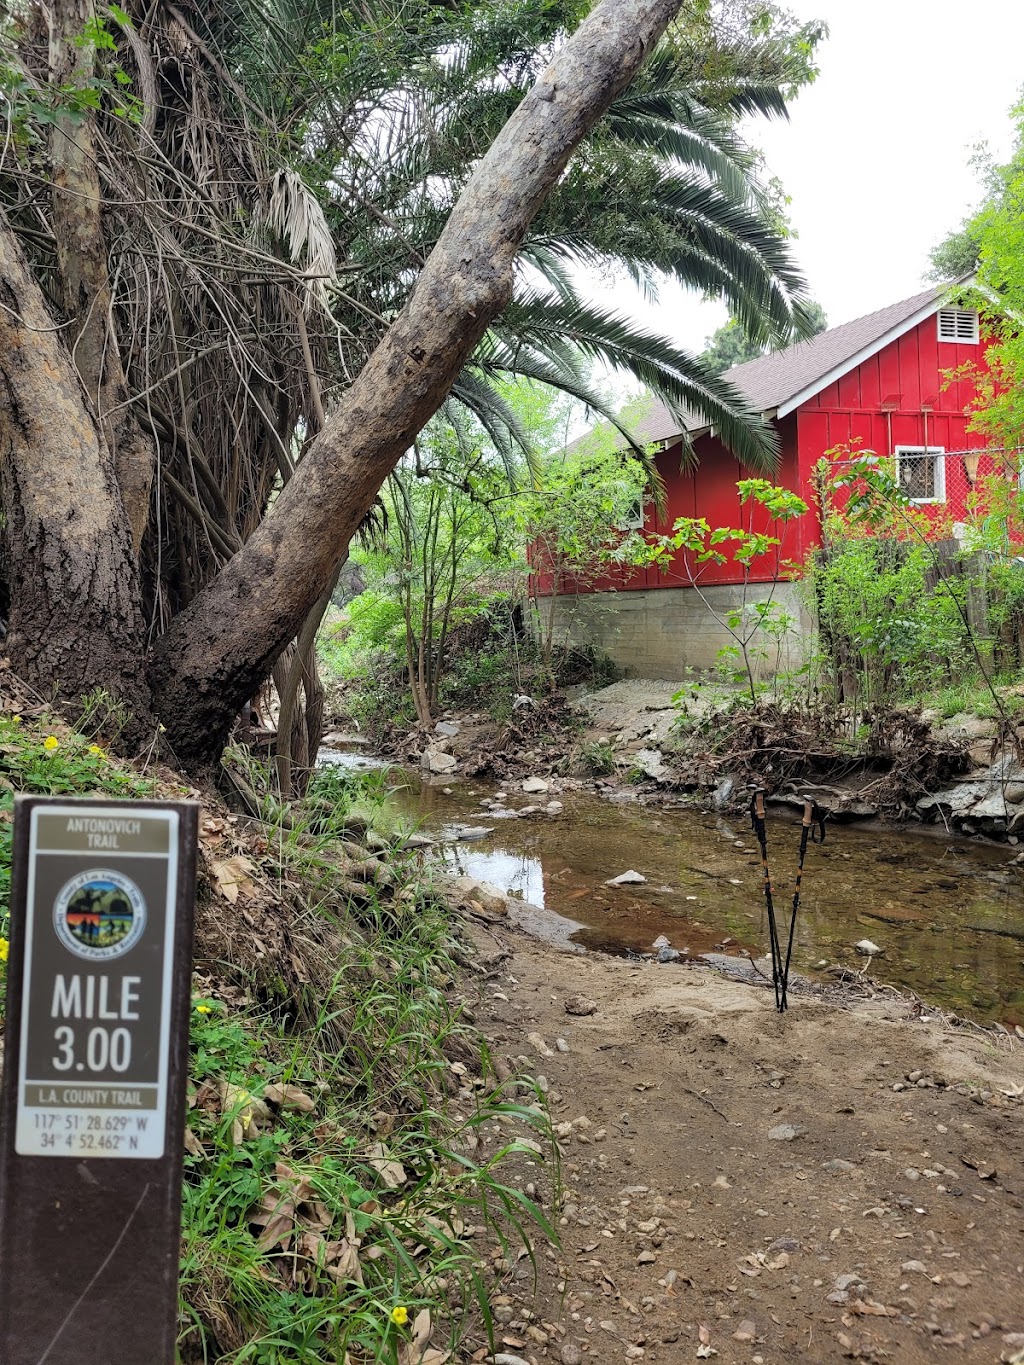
668;700;972;819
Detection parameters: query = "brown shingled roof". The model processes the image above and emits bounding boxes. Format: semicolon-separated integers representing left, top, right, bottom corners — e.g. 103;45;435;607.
608;283;952;449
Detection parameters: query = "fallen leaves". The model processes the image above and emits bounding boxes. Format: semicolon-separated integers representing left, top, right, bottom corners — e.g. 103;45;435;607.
189;1077;318;1148
399;1309;449;1365
848;1299;898;1318
368;1141;408;1189
249;1162;340;1253
264;1082;316;1113
217;1081;272;1145
737;1249;790;1278
696;1323;717;1357
214;854;256;904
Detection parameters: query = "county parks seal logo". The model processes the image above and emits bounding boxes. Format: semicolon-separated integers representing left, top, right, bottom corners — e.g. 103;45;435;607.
53;869;146;960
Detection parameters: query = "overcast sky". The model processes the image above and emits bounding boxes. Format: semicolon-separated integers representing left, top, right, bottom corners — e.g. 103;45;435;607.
590;0;1024;370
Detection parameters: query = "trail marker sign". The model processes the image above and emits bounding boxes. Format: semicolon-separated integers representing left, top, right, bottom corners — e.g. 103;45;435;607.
0;796;198;1364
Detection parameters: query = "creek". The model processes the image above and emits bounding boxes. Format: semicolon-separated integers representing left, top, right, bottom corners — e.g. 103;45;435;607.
323;750;1024;1027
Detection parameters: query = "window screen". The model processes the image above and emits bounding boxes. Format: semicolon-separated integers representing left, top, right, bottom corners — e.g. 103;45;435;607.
895;447;945;502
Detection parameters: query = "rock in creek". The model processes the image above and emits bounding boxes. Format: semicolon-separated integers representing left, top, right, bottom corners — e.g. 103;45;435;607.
449;825;494;842
855;938;884;956
629;747;673;782
522;776;549;794
606;869;646;886
422;747;457;775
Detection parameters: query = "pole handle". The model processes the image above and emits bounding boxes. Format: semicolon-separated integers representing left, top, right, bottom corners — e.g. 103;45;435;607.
753;789;766;821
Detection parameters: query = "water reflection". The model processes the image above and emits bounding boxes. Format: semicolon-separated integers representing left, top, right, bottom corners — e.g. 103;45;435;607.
377;766;1024;1025
443;846;546;908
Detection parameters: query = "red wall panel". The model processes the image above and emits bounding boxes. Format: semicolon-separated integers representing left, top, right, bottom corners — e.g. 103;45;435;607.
535;310;1000;600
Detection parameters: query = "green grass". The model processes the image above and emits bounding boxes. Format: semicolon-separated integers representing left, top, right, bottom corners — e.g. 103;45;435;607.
179;890;554;1364
925;673;1024;723
0;708;160;1000
0;707;555;1364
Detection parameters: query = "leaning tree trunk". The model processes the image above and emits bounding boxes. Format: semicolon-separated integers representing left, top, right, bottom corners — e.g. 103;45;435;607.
0;212;152;733
149;0;683;772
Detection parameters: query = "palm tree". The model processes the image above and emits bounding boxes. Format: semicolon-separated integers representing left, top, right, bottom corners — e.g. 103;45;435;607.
0;0;821;788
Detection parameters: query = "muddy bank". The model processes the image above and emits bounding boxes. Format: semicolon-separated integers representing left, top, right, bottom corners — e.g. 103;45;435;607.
460;915;1024;1365
342;676;1024;843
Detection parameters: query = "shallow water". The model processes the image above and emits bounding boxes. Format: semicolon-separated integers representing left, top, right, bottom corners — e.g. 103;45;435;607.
329;751;1024;1026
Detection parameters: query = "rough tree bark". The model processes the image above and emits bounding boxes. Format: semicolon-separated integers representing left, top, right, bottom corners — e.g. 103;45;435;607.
0;211;152;727
149;0;683;770
47;0;156;552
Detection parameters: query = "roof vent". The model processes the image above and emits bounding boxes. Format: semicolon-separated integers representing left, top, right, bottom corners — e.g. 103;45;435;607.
937;308;979;344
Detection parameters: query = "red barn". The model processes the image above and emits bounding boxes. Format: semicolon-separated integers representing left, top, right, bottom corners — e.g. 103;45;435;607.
533;284;1003;679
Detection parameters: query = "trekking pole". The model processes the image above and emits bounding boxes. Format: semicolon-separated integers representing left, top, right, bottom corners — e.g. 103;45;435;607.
779;797;827;1011
750;788;782;1010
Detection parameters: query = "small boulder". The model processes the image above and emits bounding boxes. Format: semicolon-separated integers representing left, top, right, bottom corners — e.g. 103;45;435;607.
768;1123;806;1142
855;939;883;956
565;994;597;1017
422;748;457;775
453;825;494;841
631;747;672;782
606;869;646;886
402;832;434;848
522;776;550;794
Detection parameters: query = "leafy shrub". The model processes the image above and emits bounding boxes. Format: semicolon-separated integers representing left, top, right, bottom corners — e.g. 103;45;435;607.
570;739;616;776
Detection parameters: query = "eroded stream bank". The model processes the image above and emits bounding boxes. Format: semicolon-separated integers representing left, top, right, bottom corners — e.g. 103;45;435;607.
322;748;1024;1027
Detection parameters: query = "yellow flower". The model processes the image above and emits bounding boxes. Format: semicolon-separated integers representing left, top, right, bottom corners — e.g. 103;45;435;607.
11;715;20;725
88;745;105;757
390;1306;409;1327
43;735;59;751
0;938;9;963
194;1003;213;1015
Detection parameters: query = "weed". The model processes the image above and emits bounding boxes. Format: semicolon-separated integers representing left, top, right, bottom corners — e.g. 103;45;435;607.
0;711;158;1010
75;685;135;745
569;739;616;777
179;890;555;1364
0;708;556;1364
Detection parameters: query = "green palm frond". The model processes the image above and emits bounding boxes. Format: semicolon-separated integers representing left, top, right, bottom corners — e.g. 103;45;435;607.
448;371;536;485
500;294;779;474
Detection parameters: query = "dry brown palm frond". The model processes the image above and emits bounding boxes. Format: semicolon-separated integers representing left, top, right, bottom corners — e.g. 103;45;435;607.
257;168;338;313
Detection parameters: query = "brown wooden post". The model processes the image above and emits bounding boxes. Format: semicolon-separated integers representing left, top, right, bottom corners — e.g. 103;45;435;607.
0;796;198;1364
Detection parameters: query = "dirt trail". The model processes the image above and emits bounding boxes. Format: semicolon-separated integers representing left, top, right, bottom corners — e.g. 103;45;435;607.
466;925;1024;1365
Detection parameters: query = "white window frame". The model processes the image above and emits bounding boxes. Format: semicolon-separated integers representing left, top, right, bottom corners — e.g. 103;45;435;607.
895;445;946;504
618;498;645;532
937;308;979;345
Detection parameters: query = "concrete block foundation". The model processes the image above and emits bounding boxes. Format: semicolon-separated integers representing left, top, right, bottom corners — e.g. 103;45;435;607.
533;582;810;681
